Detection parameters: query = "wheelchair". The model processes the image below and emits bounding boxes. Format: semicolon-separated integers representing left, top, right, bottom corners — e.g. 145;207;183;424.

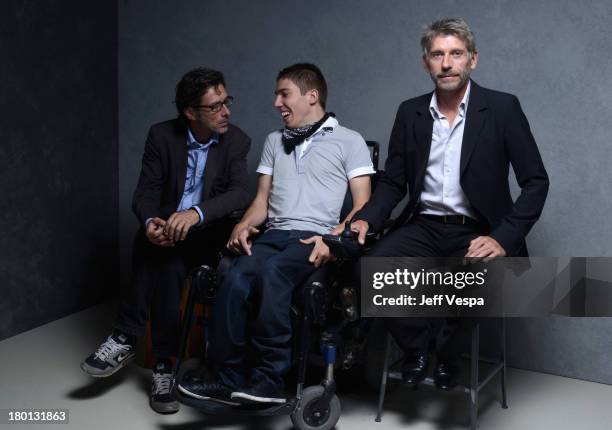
172;141;382;430
173;254;367;429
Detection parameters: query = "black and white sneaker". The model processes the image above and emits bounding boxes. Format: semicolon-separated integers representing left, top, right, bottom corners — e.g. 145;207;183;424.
177;372;239;406
150;363;180;414
80;333;135;377
231;380;286;404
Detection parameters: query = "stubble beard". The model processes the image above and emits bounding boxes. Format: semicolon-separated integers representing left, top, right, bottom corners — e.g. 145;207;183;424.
431;68;471;93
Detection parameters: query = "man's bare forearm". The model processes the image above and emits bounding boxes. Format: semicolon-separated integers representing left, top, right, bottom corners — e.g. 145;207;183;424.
239;197;268;228
340;175;371;225
238;174;272;228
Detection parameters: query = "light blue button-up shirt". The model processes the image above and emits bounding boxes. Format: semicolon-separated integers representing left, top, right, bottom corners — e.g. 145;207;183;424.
177;128;218;225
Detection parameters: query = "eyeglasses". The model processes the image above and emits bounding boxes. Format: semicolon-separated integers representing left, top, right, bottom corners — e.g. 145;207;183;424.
194;96;234;113
427;50;469;62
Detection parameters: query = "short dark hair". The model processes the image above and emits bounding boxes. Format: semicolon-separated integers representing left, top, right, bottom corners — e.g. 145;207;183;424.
175;68;225;118
277;63;328;109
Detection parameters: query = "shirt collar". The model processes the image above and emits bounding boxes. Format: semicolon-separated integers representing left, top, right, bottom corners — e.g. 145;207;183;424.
309;115;338;139
429;80;471;120
187;128;219;148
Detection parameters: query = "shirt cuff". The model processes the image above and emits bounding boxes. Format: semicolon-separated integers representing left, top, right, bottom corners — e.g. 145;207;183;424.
256;165;273;175
347;165;376;180
191;206;204;226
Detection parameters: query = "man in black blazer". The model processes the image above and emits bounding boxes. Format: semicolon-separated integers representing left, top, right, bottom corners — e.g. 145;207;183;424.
80;68;251;413
351;18;549;389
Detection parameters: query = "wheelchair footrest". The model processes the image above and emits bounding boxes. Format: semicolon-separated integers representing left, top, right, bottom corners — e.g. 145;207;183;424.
175;389;298;416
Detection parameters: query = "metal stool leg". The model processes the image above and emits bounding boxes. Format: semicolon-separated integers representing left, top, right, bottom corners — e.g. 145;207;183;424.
470;323;480;430
375;333;393;422
501;318;508;408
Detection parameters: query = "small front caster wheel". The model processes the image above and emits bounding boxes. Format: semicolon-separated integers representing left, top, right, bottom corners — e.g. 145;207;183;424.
290;385;341;430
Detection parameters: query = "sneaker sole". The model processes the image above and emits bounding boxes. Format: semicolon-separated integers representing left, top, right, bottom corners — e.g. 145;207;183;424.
80;353;136;378
230;392;286;404
150;399;180;414
177;384;240;406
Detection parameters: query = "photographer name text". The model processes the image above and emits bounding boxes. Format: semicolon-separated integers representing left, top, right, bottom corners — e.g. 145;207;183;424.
372;294;484;307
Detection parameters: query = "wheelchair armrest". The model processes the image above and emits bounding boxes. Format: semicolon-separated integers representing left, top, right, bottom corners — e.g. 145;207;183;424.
322;234;362;259
322;228;379;259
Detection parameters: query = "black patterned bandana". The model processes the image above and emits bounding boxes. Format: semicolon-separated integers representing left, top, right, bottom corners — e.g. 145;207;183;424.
281;112;334;154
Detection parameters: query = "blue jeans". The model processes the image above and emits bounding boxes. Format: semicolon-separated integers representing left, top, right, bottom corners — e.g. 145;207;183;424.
208;229;319;389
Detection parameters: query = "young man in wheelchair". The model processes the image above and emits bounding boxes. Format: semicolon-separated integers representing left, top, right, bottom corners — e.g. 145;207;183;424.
178;63;374;405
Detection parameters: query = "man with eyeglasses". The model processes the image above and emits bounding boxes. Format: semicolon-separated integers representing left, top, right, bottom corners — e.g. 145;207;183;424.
80;68;251;414
351;18;549;390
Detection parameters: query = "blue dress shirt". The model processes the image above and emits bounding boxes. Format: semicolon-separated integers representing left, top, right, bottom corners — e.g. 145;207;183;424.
177;128;219;225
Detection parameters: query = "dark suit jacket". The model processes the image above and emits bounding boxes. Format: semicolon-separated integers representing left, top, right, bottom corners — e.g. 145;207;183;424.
132;119;252;228
354;81;549;256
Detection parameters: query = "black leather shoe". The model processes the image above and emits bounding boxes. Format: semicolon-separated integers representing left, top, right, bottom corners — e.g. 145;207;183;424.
433;363;460;391
401;353;429;387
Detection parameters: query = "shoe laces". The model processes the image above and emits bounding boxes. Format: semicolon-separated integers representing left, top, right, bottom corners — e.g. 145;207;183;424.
93;336;130;361
152;372;174;395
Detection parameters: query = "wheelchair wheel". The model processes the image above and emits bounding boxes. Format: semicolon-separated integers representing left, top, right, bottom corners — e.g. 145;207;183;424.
290;385;341;430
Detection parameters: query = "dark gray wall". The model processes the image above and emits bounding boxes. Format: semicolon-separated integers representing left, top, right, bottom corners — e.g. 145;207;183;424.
1;1;118;340
118;1;612;382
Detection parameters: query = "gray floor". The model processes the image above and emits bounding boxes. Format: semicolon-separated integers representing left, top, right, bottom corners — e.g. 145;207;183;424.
2;303;612;430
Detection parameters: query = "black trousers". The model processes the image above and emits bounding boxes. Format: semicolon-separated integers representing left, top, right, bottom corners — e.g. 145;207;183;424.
367;215;487;362
114;219;233;359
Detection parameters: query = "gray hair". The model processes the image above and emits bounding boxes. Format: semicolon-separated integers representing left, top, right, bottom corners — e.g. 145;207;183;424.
420;17;476;57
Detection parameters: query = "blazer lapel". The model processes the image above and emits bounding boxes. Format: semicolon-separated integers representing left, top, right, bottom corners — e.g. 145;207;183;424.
414;94;434;185
203;138;221;199
175;126;188;201
460;81;488;175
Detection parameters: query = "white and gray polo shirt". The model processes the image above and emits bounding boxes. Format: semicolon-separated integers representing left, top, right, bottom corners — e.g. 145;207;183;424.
256;116;375;235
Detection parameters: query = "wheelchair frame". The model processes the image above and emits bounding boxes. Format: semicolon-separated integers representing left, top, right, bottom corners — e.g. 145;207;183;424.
173;263;353;430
